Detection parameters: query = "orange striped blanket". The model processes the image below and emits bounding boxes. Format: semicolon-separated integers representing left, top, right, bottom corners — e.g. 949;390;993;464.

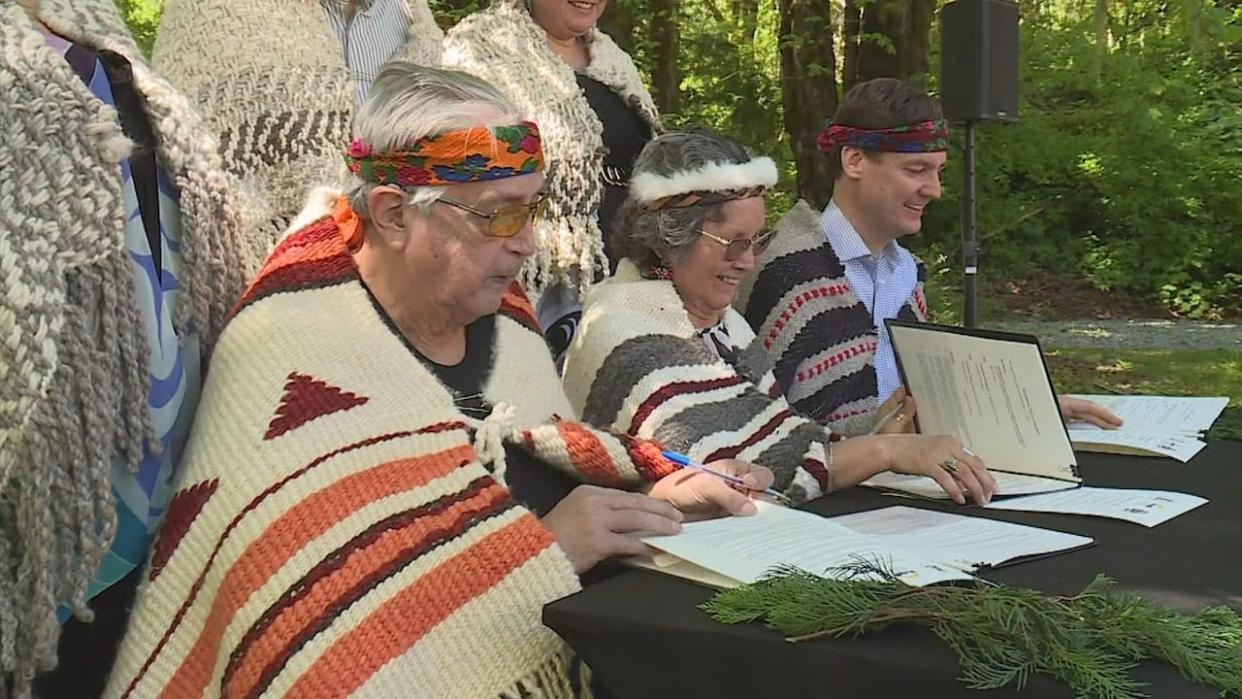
106;214;675;698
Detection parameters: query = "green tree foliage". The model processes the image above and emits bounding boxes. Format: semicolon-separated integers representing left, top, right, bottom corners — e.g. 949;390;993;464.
113;0;1241;315
112;0;163;54
920;1;1242;319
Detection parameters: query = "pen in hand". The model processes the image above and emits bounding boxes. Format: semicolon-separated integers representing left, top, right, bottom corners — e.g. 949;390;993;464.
660;450;791;505
867;398;907;436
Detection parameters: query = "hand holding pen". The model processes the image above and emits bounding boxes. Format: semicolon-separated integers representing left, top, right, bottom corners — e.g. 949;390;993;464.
868;387;918;435
658;451;791;513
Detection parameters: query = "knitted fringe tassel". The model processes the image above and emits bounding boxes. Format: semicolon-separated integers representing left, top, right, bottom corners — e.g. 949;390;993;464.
0;254;150;698
520;217;609;302
499;649;595;699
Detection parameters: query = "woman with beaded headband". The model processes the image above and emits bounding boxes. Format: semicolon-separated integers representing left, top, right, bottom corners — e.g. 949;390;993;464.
563;129;999;506
107;64;772;699
443;0;663;364
738;78;1121;437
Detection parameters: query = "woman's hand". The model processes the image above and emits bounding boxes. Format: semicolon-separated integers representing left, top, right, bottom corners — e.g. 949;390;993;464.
883;434;997;505
875;387;918;434
1059;396;1123;429
647;459;776;520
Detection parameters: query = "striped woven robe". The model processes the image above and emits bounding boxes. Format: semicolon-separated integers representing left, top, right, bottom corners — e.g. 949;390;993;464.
562;259;835;503
736;200;928;436
106;212;676;698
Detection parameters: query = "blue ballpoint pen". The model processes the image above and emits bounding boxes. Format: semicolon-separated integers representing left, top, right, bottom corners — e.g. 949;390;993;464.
660;450;791;505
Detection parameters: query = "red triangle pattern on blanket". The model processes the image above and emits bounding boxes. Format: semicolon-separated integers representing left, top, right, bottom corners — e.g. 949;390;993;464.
149;478;218;582
264;372;370;440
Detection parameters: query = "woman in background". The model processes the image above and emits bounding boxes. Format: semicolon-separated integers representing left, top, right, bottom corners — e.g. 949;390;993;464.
152;0;444;258
444;0;661;361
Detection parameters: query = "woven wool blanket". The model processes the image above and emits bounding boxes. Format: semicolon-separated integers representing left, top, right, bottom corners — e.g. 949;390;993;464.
106;211;675;698
562;259;835;503
736;200;928;436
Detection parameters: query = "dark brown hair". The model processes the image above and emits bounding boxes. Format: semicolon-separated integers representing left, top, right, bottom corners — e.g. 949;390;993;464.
827;78;943;180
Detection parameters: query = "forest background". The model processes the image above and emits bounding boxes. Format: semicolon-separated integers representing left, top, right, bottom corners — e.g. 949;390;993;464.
115;0;1242;432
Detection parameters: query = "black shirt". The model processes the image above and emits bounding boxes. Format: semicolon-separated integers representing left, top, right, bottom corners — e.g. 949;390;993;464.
398;311;578;517
576;73;652;270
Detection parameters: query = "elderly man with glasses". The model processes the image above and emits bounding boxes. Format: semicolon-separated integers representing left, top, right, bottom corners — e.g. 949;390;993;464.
106;63;773;698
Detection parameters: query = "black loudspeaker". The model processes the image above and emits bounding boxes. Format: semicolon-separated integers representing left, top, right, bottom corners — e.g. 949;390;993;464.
939;0;1019;122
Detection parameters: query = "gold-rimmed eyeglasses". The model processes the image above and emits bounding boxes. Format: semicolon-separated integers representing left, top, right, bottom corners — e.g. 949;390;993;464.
436;193;549;238
699;229;777;261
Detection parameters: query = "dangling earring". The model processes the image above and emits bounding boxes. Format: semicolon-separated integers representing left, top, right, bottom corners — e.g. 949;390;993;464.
644;256;673;280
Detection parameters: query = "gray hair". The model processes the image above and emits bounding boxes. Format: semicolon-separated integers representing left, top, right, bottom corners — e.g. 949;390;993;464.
613;130;757;270
347;63;522;222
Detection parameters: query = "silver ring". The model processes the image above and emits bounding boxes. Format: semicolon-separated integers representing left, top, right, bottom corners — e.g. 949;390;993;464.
962;446;976;457
940;457;959;474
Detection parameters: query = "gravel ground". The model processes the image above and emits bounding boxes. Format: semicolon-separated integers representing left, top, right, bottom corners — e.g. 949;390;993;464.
985;319;1242;350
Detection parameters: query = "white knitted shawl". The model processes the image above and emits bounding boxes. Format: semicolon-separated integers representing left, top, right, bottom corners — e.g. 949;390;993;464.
443;0;662;299
1;1;249;693
151;0;444;260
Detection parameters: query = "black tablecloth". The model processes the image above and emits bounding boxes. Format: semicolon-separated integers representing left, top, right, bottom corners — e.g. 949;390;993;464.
544;441;1242;698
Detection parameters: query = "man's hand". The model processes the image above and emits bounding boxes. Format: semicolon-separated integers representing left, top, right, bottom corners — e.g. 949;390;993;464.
541;485;683;574
1059;396;1123;429
647;459;776;520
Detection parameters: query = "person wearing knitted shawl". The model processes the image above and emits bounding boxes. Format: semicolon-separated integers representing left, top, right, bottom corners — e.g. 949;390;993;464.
563;130;1001;507
443;0;663;362
1;0;251;695
150;0;445;262
106;63;772;699
737;78;1122;436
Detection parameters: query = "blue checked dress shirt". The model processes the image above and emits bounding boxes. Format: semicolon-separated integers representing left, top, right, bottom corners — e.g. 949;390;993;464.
820;201;919;403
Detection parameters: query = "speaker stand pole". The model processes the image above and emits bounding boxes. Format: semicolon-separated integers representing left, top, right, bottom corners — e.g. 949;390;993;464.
961;119;979;328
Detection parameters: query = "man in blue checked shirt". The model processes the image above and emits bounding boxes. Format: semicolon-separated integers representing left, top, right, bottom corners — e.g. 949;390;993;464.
738;78;1120;437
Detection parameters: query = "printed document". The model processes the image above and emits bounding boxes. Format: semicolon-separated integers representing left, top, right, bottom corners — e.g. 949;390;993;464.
830;506;1093;571
983;487;1207;527
640;501;972;588
1064;394;1226;462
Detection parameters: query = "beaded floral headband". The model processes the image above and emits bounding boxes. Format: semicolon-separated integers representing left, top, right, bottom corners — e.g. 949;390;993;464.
816;119;951;154
345;121;544;187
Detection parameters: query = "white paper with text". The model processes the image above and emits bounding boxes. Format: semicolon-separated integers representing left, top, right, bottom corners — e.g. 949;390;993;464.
641;502;972;587
983;487;1207;527
887;323;1078;482
830;506;1093;571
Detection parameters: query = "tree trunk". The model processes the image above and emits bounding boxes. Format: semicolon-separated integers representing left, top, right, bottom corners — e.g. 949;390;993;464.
598;0;639;55
1093;0;1110;83
853;0;934;84
778;0;838;208
857;0;903;81
1184;0;1204;55
650;0;681;114
900;0;934;86
733;0;760;41
842;0;862;91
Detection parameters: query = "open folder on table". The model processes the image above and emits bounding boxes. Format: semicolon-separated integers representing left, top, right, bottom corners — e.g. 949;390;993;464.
862;320;1082;500
634;501;1093;590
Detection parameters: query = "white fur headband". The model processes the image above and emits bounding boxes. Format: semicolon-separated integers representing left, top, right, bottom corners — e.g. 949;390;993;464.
629;157;779;205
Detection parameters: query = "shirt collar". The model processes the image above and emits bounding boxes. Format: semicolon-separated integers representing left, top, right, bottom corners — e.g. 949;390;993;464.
321;0;375;11
821;200;899;263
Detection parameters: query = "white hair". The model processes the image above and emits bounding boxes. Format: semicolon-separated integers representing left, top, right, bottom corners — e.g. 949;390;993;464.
347;63;523;221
